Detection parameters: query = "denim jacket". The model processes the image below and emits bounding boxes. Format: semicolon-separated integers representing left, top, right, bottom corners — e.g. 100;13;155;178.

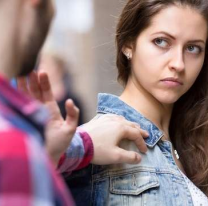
65;93;194;206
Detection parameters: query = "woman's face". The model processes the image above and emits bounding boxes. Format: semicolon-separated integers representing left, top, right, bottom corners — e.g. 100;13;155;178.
125;5;207;104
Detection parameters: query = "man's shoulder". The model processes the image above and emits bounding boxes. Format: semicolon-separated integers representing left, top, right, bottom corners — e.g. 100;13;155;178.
0;113;44;153
0;114;36;145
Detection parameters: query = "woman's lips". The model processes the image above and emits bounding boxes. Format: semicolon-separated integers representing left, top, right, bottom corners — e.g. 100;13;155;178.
160;77;183;87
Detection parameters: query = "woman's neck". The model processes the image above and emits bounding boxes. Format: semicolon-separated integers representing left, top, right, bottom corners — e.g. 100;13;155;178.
120;79;173;140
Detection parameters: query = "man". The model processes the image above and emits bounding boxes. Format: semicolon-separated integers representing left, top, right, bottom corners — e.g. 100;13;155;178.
0;0;148;205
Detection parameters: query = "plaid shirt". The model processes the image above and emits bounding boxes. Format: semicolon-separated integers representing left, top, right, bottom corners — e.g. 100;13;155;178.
0;75;93;206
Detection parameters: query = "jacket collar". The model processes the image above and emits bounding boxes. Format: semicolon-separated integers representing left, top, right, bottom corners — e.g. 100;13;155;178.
97;93;163;148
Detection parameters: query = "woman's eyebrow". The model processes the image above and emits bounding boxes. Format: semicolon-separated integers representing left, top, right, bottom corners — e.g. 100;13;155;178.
151;31;176;39
187;40;206;45
151;31;206;45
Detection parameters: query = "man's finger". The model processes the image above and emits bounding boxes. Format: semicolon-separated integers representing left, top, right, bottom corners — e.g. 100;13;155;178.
120;120;148;136
28;72;42;100
114;148;141;164
125;121;149;138
132;134;148;153
139;129;149;138
122;126;148;153
17;77;29;94
65;99;79;127
38;72;54;102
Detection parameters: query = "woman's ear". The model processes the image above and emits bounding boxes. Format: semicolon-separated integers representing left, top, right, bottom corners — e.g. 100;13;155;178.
122;45;133;60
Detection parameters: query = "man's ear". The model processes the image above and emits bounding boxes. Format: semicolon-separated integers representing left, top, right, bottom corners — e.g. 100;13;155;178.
30;0;41;7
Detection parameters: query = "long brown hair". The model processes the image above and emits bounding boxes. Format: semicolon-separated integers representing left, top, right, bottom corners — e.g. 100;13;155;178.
116;0;208;195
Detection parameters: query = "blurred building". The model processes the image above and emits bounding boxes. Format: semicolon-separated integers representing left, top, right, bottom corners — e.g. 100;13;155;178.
43;0;123;121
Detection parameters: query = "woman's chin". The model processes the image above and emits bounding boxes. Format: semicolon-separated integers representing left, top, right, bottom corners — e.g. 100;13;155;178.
156;95;180;105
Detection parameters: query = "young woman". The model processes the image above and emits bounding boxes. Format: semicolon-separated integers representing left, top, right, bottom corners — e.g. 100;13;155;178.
66;0;208;205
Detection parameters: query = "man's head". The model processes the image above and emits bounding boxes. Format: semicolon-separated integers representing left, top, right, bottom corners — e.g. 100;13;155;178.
0;0;54;78
18;0;54;76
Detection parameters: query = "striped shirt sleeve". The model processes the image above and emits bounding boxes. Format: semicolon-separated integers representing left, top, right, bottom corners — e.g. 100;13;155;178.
58;129;94;174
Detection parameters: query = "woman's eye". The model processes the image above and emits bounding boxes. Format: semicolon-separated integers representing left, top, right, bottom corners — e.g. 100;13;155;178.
154;38;169;48
186;45;201;54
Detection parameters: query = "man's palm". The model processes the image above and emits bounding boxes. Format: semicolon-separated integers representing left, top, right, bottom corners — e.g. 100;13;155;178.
17;72;79;164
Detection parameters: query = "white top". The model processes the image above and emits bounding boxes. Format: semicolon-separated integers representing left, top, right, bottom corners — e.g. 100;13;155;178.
181;172;208;206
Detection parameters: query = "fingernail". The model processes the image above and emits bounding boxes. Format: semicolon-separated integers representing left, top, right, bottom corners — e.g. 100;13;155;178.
141;148;147;153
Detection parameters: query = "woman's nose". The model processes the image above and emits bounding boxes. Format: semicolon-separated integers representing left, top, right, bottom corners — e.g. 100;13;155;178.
168;49;185;72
